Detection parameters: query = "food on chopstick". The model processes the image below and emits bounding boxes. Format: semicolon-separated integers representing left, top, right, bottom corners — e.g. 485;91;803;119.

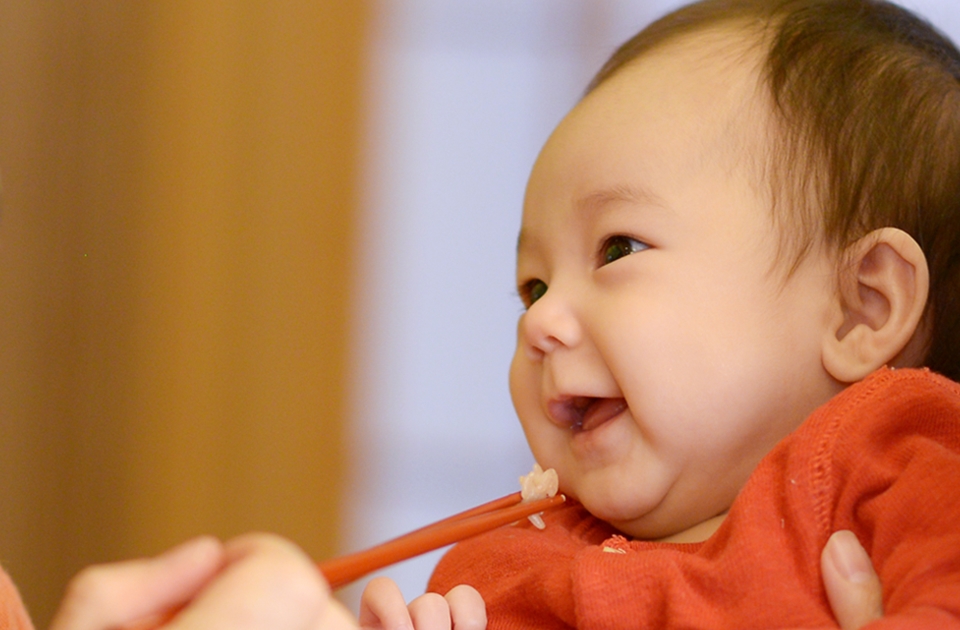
519;463;559;529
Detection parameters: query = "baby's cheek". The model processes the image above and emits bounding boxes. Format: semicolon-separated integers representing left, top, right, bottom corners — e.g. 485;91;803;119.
509;360;541;419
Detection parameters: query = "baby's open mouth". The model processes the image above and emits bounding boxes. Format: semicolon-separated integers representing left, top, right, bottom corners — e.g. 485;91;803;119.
548;396;627;433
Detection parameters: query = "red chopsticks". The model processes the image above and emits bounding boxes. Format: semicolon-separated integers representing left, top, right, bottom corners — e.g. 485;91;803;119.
123;491;565;629
320;491;566;589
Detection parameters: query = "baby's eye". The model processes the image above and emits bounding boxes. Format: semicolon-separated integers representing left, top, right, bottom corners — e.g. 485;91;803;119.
601;235;649;265
519;279;548;308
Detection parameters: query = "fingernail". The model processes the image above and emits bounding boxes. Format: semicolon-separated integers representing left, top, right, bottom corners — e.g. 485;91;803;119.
828;530;872;584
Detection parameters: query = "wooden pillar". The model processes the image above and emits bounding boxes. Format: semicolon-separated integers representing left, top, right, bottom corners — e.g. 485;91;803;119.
0;2;367;625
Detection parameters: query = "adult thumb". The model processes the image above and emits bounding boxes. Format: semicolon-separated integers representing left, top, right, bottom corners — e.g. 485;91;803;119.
821;530;884;630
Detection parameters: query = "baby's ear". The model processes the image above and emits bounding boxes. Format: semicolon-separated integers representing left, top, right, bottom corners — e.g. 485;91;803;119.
822;228;929;383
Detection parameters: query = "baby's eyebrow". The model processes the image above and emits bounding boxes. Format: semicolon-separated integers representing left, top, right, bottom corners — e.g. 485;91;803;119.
576;184;665;217
516;184;667;254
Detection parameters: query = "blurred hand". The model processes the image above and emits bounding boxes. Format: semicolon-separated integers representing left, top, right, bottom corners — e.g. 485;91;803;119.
49;533;359;630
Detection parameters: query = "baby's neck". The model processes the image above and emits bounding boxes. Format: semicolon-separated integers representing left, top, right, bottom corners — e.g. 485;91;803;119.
655;513;727;543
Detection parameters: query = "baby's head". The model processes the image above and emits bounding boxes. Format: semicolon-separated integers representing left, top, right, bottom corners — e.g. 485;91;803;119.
509;0;960;540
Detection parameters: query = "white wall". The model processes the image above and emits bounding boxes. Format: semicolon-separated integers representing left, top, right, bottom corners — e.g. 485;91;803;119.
345;0;960;608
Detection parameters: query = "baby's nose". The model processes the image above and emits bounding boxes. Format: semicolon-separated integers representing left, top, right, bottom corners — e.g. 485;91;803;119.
518;289;582;358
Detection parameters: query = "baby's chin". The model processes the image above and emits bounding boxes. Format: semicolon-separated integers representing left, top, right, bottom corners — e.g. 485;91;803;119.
579;496;669;539
599;502;730;542
580;492;717;541
606;515;676;541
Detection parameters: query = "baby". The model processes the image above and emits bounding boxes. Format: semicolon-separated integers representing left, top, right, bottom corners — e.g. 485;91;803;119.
366;0;960;627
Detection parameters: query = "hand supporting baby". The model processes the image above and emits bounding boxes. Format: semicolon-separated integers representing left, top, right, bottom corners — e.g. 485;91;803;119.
821;531;884;630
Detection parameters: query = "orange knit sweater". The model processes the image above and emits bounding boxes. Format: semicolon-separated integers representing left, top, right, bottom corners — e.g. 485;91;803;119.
428;368;960;628
0;567;31;630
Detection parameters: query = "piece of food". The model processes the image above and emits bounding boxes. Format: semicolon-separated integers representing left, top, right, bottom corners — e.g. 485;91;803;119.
519;463;559;529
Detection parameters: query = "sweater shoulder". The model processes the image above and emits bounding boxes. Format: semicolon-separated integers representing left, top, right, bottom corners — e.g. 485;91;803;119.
802;367;960;537
0;566;33;630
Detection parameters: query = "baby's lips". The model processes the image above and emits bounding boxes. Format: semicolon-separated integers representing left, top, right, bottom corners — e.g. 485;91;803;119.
546;395;590;429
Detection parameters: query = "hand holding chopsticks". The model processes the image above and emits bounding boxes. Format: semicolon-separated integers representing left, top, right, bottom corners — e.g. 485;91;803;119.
120;491;564;630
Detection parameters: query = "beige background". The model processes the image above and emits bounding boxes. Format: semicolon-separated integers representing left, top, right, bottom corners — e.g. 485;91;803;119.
0;3;367;626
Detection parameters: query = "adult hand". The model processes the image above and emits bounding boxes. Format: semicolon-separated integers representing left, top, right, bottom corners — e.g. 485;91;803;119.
822;530;884;630
49;533;359;630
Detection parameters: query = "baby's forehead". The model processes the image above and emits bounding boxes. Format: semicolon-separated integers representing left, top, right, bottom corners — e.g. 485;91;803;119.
564;24;777;183
591;27;769;124
609;23;771;120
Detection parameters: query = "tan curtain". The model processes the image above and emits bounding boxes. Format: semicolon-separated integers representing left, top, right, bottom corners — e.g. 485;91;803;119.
0;2;366;625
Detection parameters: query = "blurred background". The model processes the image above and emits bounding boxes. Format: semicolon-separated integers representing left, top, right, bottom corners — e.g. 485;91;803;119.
0;1;957;626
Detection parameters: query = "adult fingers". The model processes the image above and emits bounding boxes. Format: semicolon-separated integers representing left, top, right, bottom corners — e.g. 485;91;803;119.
821;530;884;630
48;536;224;630
320;597;363;630
169;532;330;630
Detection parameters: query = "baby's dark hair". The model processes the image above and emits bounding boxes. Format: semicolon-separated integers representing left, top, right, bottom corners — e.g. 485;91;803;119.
588;0;960;382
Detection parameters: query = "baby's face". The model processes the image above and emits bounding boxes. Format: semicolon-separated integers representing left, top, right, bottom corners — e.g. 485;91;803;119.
510;28;845;540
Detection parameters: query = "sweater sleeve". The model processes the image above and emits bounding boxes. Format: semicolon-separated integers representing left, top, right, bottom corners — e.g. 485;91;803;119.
0;566;33;630
818;368;960;628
